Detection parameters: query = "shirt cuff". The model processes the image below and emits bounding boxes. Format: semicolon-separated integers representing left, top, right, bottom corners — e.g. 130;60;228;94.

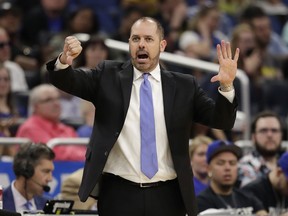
218;87;235;103
55;52;69;70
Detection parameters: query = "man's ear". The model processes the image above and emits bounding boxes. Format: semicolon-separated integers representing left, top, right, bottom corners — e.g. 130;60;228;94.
160;40;167;52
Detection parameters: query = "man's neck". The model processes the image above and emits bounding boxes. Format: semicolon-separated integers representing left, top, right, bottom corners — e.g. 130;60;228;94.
14;178;33;200
210;181;233;195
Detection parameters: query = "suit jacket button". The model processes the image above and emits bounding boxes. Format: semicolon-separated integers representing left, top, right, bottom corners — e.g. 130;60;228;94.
104;151;108;156
114;132;119;137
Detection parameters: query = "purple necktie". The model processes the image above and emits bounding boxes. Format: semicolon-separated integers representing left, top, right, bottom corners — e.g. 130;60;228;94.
140;73;158;179
24;201;33;210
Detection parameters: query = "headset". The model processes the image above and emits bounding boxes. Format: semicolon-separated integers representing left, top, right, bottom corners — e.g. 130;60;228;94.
13;142;54;179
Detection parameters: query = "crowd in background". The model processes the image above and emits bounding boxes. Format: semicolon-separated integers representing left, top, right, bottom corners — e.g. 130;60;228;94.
1;0;288;215
0;0;287;144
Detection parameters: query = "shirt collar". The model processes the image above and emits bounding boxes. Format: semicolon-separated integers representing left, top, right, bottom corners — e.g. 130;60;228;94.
133;64;161;82
11;180;35;209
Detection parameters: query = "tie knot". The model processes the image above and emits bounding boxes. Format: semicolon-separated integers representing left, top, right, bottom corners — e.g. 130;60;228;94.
143;73;149;80
24;201;33;210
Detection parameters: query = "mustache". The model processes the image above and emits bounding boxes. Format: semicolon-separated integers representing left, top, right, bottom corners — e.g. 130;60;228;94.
136;50;148;55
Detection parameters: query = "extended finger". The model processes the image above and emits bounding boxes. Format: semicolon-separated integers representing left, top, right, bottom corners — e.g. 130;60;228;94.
217;44;223;62
226;42;232;59
233;48;240;61
221;40;228;59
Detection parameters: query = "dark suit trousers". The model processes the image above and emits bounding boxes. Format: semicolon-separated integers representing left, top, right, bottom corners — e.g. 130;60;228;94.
97;174;186;216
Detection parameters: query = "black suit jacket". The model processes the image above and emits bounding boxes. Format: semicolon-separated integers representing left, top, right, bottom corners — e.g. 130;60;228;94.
47;59;237;216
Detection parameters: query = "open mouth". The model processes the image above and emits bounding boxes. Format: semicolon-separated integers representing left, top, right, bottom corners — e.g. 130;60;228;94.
136;51;149;63
138;54;148;59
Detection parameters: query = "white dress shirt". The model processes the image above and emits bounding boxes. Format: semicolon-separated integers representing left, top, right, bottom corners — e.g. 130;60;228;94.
103;65;176;183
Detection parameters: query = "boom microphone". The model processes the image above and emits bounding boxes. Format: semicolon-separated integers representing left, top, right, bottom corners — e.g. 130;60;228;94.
31;179;51;192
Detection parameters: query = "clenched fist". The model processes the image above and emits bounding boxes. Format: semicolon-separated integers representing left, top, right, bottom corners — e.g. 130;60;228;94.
60;36;83;65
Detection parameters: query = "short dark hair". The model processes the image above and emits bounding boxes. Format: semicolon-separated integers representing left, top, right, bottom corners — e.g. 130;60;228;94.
13;142;55;178
131;17;165;40
251;110;283;133
239;5;267;23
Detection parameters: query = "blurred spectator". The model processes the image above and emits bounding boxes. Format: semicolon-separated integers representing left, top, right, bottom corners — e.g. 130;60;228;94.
217;0;251;26
0;27;28;93
77;100;95;138
111;5;144;60
189;135;213;195
182;2;228;62
112;6;144;43
197;140;267;215
68;0;121;36
22;0;69;89
20;0;68;49
58;168;97;210
255;0;288;35
242;151;288;215
186;0;232;42
121;0;158;17
230;23;263;115
74;36;110;69
44;6;99;63
58;89;83;124
240;4;288;78
3;142;54;212
0;1;40;75
153;0;188;52
238;111;284;187
0;64;19;157
16;84;85;161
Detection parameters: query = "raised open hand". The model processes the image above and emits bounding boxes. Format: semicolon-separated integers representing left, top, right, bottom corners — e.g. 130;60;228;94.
210;40;240;86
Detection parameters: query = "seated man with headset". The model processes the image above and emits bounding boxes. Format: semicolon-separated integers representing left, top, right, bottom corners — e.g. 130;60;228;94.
3;142;55;212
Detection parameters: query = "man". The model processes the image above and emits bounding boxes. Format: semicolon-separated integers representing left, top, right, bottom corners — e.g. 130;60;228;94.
242;152;288;215
240;5;287;81
3;142;54;212
197;140;267;216
47;17;239;216
16;84;85;161
238;111;284;187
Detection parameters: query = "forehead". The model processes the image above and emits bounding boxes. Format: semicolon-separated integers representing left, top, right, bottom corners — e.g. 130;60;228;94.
130;20;158;37
211;151;238;163
38;88;59;97
256;117;280;128
35;158;54;169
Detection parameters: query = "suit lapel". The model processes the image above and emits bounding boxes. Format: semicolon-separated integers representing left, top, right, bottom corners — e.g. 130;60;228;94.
161;69;176;131
119;61;134;117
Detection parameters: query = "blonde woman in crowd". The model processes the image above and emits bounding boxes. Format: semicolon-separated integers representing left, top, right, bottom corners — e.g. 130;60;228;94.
189;135;213;195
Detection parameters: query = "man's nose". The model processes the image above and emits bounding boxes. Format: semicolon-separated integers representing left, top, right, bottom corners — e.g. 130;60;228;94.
139;38;145;48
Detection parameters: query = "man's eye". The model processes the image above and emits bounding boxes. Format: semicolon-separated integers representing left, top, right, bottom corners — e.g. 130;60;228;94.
132;38;139;42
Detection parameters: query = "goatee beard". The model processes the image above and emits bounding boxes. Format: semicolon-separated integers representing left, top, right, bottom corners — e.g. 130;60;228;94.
255;142;281;157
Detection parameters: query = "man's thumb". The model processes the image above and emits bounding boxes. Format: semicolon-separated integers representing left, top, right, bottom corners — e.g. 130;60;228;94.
210;75;219;83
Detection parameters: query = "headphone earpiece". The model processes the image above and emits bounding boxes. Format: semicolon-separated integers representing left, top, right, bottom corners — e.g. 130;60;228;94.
21;159;34;179
17;144;36;179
